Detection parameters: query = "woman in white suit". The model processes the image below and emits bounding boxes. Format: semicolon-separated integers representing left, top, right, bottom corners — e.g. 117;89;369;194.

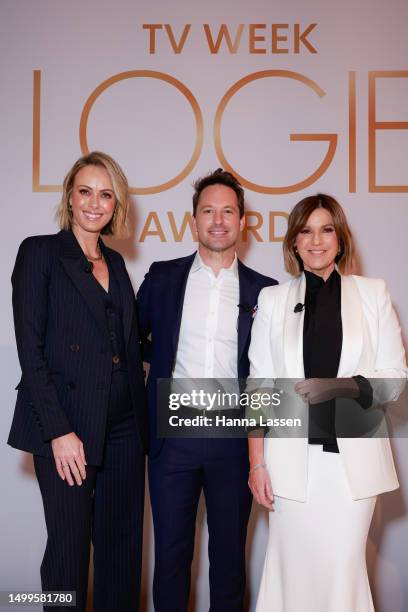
248;193;407;612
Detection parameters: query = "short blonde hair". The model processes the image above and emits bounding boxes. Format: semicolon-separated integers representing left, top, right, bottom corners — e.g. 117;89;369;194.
283;193;355;276
56;151;130;236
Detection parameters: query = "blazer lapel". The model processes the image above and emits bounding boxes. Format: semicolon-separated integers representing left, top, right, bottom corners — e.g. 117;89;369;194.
57;230;110;344
237;261;256;366
338;275;363;376
284;275;306;378
169;253;196;357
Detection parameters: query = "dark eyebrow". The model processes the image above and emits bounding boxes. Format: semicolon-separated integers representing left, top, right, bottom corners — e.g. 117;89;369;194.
77;184;114;193
301;223;335;228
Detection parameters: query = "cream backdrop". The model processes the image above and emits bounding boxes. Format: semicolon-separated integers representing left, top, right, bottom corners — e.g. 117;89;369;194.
1;0;408;610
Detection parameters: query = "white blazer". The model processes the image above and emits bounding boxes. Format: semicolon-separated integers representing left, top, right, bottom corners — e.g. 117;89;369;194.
248;273;408;501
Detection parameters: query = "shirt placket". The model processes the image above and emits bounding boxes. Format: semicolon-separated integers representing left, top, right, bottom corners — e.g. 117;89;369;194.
205;273;222;377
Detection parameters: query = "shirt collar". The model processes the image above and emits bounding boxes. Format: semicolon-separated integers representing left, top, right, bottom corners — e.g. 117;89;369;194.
191;251;239;280
304;269;340;299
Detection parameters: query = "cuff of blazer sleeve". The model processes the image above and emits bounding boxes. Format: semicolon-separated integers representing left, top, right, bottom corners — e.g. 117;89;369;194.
352;375;374;410
141;338;152;364
36;411;74;443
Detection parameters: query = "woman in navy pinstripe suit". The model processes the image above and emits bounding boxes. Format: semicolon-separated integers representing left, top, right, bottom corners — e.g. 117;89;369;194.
8;152;148;612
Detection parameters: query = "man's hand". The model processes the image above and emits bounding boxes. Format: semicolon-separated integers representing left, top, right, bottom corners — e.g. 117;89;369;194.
51;432;87;486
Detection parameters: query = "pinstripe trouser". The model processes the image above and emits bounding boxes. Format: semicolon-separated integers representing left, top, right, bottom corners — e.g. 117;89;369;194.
34;415;144;612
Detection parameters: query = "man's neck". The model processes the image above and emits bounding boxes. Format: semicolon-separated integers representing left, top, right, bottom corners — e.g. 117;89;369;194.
198;245;236;277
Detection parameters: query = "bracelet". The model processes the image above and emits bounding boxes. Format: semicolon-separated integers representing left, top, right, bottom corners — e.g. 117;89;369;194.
249;462;266;474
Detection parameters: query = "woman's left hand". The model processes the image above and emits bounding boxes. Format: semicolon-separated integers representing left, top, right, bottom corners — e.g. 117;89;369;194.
294;378;359;404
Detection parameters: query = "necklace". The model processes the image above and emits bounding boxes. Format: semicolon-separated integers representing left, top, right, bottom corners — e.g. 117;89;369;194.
84;244;103;262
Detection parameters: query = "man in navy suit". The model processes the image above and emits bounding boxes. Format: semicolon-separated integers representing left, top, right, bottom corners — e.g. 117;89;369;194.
137;169;278;612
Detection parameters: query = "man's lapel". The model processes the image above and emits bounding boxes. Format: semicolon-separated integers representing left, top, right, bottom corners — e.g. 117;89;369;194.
169;253;196;356
237;260;256;366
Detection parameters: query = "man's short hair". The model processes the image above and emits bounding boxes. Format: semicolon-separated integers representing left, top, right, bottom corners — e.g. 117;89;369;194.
192;168;245;218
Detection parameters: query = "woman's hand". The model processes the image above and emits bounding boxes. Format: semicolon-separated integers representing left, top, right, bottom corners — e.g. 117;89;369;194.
248;465;274;511
294;378;359;404
51;432;87;486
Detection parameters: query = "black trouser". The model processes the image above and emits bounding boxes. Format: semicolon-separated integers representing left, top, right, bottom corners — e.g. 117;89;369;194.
149;438;252;612
34;413;144;612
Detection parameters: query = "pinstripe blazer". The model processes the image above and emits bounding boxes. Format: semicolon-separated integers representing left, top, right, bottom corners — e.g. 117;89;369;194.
8;229;148;465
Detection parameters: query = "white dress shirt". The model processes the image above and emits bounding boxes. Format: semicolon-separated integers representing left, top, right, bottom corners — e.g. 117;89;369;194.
172;252;239;379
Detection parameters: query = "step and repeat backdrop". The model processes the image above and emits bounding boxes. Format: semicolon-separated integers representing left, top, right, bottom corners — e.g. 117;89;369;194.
1;0;407;610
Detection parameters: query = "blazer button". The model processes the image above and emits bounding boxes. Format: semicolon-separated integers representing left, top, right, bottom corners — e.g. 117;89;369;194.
112;355;120;365
70;344;80;352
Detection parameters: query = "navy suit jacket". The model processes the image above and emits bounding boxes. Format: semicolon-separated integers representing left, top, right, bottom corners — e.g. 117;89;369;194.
8;230;148;465
137;252;278;456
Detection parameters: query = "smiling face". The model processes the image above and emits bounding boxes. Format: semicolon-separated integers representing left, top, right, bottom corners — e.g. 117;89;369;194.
70;165;116;238
295;207;339;280
192;183;245;256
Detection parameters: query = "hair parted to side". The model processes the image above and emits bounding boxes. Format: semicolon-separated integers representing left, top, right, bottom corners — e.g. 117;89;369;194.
192;168;245;218
283;193;355;276
56;151;130;236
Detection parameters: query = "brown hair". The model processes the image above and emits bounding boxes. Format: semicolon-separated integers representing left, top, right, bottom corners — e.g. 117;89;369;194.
283;193;355;276
192;168;245;218
56;151;130;236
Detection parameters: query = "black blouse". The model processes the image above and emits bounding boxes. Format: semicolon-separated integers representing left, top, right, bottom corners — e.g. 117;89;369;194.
92;257;134;425
94;258;128;372
303;269;342;453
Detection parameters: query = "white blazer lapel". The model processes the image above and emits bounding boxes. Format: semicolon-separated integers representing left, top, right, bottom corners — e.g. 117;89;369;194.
284;275;306;378
338;275;363;376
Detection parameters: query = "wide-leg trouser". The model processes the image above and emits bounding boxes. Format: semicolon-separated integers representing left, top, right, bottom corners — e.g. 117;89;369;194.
34;415;144;612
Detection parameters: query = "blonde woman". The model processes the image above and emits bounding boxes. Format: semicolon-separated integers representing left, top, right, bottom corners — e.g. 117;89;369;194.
8;152;148;612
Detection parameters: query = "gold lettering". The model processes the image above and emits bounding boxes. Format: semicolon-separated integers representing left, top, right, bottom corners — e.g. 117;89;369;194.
79;70;203;194
139;212;166;242
167;211;196;242
249;24;267;54
142;24;163;54
164;24;191;54
271;24;289;54
214;70;337;194
294;24;317;54
348;72;356;193
269;211;288;242
32;70;62;192
242;212;263;242
203;24;244;54
368;71;408;192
